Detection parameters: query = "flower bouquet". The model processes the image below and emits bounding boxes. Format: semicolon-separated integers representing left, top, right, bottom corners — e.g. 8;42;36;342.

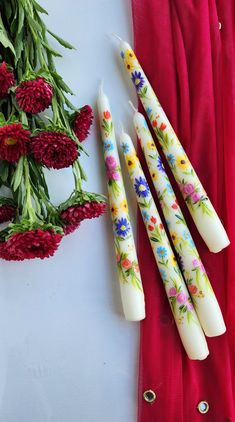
0;0;106;261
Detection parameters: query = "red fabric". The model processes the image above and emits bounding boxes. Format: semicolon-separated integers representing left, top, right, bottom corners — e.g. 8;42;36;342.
132;1;235;421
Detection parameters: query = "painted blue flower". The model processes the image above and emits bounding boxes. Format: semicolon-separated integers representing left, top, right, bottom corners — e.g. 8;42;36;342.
121;142;130;154
131;71;145;91
104;139;114;152
157;156;166;173
134;177;150;198
115;217;130;237
146;107;152;116
167;154;175;166
166;183;173;194
142;210;149;222
120;51;125;59
183;230;195;247
157;246;167;259
159;268;167;279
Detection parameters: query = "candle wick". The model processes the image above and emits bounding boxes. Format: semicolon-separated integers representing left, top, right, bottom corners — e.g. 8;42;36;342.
128;100;138;113
111;33;123;42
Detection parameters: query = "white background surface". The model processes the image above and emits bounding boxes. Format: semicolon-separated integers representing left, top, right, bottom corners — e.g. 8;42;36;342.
0;1;140;421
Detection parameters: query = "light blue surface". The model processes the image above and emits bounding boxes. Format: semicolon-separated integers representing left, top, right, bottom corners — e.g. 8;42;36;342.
0;1;140;421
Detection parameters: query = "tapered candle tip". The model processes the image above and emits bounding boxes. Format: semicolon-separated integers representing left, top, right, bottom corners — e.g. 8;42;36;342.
99;80;104;96
128;100;138;113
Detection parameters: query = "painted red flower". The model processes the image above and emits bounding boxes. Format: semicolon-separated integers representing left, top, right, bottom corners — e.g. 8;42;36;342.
121;258;132;269
16;77;53;114
159;223;164;229
171;203;178;209
0;123;30;162
116;254;121;263
0;229;62;261
73;105;93;142
150;216;157;224
103;111;111;120
60;201;107;225
160;123;167;131
152;120;157;128
31;131;78;169
0;62;15;98
148;225;154;231
188;285;198;294
0;205;16;223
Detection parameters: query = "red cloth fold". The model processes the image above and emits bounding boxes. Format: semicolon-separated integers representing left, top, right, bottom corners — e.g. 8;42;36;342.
132;1;235;420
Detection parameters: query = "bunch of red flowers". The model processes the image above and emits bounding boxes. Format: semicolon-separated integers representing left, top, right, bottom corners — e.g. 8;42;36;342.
0;1;105;261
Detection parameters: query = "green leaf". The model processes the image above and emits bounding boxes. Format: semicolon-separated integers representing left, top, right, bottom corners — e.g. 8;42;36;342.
41;40;62;57
26;14;42;33
12;156;24;191
0;15;15;55
33;0;48;14
17;6;25;35
0;161;9;182
47;29;75;50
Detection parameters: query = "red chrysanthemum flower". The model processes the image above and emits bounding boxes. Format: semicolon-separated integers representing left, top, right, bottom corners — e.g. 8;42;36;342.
0;123;30;162
0;205;16;223
60;201;106;225
73;105;93;142
16;77;53;114
63;222;80;236
0;229;62;261
31;131;78;169
0;62;15;98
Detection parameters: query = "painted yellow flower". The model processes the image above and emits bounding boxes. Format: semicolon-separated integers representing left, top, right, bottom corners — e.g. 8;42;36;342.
120;199;128;213
176;155;190;170
151;170;158;181
170;254;178;267
147;140;156;150
170;231;180;244
124;49;136;72
126;154;138;170
110;204;118;217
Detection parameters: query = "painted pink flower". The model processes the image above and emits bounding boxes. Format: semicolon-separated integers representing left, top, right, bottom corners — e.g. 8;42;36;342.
191;192;201;203
111;171;120;181
192;258;199;268
171;203;178;209
183;183;195;195
176;292;187;304
105;155;116;170
116;254;121;262
187;302;194;311
169;287;177;296
200;263;206;274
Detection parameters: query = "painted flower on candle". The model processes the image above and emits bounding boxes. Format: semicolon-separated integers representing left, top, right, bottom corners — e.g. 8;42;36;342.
103;111;111;120
131;71;144;91
157;156;166;173
121;258;132;269
188;285;198;295
160;123;167;131
177;292;187;304
166;183;174;194
171;202;178;209
134;177;150;198
171;255;178;267
121;142;130;154
142;210;149;221
124;49;136;71
126;154;138;170
191;192;201;203
160;268;168;281
151;216;157;224
110;204;118;217
103;139;114;152
148;225;154;231
115;217;130;238
107;170;120;181
151;171;158;181
167;153;175;166
182;183;195;195
152;119;158;128
147;140;155;150
171;231;179;243
120;199;128;213
176;155;190;170
105;155;117;170
157;246;167;259
169;287;177;296
146;107;152;116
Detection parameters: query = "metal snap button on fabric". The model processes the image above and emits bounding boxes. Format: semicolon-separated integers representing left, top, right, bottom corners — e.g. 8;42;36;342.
143;389;156;403
197;401;209;414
